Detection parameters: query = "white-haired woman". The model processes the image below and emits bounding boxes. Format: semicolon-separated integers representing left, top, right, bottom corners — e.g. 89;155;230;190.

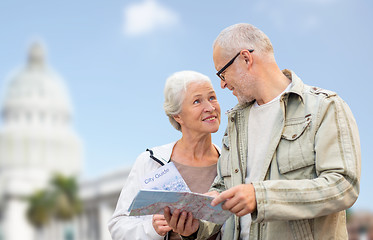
108;71;221;240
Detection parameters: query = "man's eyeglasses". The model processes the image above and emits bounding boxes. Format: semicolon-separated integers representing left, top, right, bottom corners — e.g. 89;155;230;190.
216;49;254;81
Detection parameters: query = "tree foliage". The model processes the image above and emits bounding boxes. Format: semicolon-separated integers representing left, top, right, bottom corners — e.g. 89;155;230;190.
27;174;82;227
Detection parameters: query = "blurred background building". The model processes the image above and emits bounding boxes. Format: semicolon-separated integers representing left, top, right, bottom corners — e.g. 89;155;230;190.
0;42;371;240
347;210;373;240
0;42;130;240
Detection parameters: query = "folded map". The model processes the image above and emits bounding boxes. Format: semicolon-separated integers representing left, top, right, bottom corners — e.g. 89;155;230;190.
128;189;232;224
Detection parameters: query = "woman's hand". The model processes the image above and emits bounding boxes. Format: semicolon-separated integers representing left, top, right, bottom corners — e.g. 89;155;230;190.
164;207;200;237
152;214;172;236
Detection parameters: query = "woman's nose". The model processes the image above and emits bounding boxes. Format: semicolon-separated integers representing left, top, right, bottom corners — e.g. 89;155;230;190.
204;102;216;112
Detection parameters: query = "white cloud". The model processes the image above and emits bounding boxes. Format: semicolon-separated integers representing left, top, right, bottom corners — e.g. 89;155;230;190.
123;0;180;37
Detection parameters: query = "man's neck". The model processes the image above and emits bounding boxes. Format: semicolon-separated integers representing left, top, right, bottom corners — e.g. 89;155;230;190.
255;64;291;105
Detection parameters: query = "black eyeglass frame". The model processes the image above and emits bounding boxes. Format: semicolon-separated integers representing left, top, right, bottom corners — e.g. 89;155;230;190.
216;49;254;81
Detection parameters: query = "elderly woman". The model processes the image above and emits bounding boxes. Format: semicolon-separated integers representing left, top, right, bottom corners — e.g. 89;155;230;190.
108;70;221;240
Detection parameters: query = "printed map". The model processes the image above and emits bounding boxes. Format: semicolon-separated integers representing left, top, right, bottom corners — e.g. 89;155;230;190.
128;189;232;224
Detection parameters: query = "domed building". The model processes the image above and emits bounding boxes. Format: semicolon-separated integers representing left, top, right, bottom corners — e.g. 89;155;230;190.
0;42;82;177
0;42;130;240
0;42;83;240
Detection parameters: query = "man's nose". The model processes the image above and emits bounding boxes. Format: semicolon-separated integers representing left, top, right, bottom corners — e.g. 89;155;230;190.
220;79;227;89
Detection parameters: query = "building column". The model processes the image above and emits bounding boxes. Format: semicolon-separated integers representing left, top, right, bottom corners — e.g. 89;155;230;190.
3;198;34;240
99;201;112;240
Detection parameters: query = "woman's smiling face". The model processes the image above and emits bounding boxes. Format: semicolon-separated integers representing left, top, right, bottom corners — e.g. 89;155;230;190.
174;81;221;135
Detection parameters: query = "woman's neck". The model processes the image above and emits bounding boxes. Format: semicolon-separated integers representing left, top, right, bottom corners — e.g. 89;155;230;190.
171;134;218;167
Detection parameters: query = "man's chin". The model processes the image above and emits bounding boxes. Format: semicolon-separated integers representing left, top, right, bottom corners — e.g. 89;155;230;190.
237;95;253;105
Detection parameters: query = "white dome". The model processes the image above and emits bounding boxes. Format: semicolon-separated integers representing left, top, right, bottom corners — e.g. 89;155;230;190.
0;42;83;184
2;42;72;124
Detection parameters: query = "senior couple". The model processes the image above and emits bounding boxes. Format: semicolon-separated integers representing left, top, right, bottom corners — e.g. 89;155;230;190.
108;23;361;240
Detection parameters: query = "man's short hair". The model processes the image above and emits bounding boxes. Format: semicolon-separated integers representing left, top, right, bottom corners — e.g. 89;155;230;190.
213;23;275;61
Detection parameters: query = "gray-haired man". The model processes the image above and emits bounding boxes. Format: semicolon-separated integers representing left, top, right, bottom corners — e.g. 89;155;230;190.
165;23;361;240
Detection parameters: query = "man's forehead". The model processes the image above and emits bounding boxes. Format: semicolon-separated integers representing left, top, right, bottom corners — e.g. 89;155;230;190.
213;46;224;68
212;45;222;57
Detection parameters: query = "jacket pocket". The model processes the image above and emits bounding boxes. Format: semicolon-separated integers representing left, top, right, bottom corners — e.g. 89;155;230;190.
289;219;314;240
276;116;315;179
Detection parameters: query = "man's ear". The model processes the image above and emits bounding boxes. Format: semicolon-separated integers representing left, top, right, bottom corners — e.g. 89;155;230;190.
242;50;253;66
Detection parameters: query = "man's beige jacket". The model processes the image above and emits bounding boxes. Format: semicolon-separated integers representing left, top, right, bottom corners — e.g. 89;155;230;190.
189;70;361;240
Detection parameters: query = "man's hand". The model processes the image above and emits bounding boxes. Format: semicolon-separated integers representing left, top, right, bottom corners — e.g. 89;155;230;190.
164;207;199;237
211;184;257;217
152;214;172;236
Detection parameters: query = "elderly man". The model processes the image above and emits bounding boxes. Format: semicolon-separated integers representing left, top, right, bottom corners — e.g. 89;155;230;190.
165;23;361;240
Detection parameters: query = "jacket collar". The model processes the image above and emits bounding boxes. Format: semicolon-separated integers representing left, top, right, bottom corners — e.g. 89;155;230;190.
149;142;177;165
150;142;221;164
283;69;304;103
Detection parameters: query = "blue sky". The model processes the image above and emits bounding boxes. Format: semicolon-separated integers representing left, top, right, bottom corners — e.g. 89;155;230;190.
0;0;372;211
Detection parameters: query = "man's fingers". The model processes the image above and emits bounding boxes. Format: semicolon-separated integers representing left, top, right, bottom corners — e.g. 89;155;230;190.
227;201;248;215
215;184;257;216
236;208;250;217
222;194;242;211
211;189;235;206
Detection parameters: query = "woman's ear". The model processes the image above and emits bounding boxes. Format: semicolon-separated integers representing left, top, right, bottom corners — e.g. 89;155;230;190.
173;114;183;124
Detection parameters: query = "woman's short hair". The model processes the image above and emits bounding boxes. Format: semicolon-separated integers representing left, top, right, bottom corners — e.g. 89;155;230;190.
213;23;275;62
164;70;211;131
